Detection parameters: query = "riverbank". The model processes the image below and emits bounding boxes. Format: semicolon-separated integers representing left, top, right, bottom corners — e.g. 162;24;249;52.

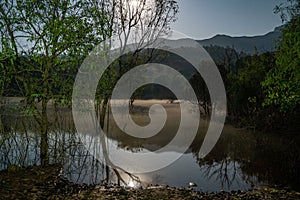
0;164;299;200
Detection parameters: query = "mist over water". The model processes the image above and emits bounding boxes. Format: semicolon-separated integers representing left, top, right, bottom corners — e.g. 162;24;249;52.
1;101;299;192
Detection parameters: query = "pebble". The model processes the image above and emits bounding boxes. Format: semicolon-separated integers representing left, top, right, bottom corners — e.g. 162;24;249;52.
189;182;197;187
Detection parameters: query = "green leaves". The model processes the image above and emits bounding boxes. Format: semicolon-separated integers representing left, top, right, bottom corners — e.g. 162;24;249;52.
262;12;300;112
0;38;16;96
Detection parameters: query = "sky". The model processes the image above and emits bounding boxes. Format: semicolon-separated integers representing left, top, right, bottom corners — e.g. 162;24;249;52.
172;0;286;40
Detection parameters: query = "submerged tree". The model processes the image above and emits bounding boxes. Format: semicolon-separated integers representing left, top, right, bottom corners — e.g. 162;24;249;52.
90;0;179;185
0;0;178;171
0;0;112;166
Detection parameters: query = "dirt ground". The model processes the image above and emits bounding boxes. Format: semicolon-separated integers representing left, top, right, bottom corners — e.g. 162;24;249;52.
0;164;299;200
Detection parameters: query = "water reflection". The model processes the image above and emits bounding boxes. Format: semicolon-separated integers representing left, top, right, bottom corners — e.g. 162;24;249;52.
0;101;299;192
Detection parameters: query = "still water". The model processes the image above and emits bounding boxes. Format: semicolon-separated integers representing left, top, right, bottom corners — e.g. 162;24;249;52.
0;101;299;192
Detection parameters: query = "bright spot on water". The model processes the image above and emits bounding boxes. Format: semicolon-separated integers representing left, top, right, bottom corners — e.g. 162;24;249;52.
128;180;135;188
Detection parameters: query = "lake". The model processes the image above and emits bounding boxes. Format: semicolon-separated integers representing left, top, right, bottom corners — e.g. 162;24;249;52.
0;100;299;192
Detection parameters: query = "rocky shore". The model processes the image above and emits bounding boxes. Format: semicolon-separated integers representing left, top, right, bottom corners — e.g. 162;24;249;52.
1;164;299;199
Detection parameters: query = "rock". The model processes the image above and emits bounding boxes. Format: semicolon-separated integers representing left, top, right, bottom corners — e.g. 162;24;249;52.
1;165;300;199
7;164;20;172
189;182;197;187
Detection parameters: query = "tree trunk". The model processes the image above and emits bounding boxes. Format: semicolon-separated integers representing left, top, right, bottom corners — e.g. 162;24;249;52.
40;98;49;166
98;98;110;182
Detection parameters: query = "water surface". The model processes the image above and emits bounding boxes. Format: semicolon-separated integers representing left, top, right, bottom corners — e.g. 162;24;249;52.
0;100;299;192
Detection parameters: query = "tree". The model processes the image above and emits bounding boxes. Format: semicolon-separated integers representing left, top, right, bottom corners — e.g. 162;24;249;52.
0;0;178;170
92;0;178;127
92;0;178;184
262;0;300;112
0;39;14;97
226;52;275;122
1;0;113;165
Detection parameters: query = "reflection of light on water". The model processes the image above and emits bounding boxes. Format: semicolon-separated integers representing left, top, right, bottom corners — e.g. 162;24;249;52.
128;180;135;188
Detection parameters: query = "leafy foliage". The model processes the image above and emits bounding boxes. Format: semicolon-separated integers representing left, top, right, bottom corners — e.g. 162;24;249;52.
228;53;276;115
263;0;300;112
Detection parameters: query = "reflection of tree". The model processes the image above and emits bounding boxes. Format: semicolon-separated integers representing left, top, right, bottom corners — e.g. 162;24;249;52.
98;105;141;186
2;104;299;190
192;126;300;191
0;106;143;186
0;113;40;169
89;0;179;187
238;135;300;191
193;132;259;191
198;158;244;190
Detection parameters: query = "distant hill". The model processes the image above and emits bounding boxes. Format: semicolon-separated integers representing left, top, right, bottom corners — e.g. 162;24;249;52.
198;26;283;55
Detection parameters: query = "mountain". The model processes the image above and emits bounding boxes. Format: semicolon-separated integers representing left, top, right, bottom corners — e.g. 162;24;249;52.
197;26;283;55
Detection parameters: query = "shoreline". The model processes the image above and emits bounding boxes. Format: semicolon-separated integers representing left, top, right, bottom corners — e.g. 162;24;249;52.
1;164;299;199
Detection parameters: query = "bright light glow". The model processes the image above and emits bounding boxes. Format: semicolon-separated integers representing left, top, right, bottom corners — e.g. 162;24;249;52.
128;0;154;11
129;0;139;9
128;180;135;187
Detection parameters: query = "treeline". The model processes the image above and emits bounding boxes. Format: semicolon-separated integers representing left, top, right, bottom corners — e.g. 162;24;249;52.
203;7;299;131
1;0;299;133
228;1;300;131
188;0;300;132
1;37;299;132
222;50;293;131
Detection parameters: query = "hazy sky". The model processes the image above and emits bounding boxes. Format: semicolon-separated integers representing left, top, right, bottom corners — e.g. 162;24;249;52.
172;0;286;39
